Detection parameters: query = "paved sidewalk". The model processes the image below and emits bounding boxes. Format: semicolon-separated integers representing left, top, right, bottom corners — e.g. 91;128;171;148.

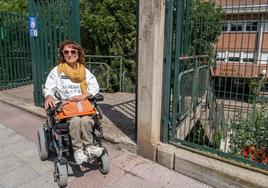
0;85;136;152
0;102;211;188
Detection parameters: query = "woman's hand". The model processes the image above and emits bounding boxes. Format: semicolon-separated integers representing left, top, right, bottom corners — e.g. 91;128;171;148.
44;95;55;110
70;93;91;102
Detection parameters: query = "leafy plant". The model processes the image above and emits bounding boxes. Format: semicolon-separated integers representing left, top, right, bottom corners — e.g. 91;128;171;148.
80;0;137;92
213;130;223;149
0;0;27;14
190;0;224;56
80;0;136;57
249;78;263;103
228;106;268;163
185;120;223;149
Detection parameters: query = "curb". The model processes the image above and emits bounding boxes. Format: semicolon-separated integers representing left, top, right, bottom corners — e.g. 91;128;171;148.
157;143;268;188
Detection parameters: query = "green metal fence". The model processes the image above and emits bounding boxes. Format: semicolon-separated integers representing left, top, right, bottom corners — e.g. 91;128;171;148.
163;0;268;170
0;12;32;89
28;0;80;107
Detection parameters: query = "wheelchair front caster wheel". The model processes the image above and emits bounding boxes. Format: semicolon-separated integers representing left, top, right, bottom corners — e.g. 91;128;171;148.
55;162;68;188
97;152;110;174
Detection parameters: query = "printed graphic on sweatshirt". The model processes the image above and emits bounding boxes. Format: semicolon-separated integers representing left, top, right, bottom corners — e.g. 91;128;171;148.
60;79;82;99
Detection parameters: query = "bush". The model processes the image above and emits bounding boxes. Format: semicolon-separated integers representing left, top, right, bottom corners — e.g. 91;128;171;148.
229;106;268;164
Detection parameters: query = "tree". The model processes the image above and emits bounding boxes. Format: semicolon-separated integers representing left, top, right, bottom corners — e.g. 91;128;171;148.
80;0;137;92
80;0;136;57
0;0;137;59
0;0;27;14
189;0;224;58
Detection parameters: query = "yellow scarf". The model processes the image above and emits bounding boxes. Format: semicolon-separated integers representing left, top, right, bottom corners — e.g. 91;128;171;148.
58;63;88;94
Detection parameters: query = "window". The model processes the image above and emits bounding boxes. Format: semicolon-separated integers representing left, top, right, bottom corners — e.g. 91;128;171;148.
217;52;226;61
217;57;225;61
228;57;240;62
264;21;268;32
243;58;254;63
222;20;261;32
242;52;254;63
230;22;243;31
261;53;268;64
222;23;228;32
245;21;258;31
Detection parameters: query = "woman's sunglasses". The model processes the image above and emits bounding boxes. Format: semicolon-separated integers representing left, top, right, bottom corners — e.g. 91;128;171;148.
62;50;78;56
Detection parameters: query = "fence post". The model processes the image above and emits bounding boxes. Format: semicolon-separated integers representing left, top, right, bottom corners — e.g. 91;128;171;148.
137;0;166;160
119;57;122;92
71;0;80;43
28;0;41;106
170;0;184;139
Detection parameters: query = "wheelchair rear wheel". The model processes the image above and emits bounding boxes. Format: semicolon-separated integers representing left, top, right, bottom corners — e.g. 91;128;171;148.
97;152;110;174
55;162;68;188
37;127;49;160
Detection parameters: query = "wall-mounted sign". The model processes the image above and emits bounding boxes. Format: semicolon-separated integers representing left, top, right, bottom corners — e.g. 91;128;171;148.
28;16;38;37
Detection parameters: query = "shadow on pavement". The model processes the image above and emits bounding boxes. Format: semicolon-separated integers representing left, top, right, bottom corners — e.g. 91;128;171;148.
99;100;136;142
47;153;98;178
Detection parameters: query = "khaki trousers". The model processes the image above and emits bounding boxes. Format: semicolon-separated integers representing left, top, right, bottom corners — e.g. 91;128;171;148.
69;116;93;151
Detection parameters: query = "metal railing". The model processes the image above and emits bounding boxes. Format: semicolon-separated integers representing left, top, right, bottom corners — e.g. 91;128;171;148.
85;55;135;93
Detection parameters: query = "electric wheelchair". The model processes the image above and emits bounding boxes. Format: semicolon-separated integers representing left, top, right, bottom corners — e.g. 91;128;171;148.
37;93;110;187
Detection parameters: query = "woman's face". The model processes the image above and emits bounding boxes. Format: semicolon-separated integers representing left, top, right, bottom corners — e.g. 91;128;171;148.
62;45;79;67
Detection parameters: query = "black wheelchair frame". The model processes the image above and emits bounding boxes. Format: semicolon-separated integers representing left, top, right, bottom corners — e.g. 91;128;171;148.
37;94;110;188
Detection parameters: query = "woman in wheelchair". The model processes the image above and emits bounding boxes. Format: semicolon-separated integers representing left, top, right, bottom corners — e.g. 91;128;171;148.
43;40;104;165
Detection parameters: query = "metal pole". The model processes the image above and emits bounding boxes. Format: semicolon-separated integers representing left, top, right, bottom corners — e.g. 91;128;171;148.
161;0;175;143
135;0;139;141
28;0;40;106
171;0;184;139
119;57;122;92
71;0;80;43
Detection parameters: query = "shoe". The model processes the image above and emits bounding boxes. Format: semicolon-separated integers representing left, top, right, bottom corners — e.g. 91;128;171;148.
74;149;88;164
86;146;104;158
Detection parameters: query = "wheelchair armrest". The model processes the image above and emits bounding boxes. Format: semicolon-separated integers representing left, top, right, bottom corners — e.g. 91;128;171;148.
88;94;104;119
90;93;104;102
46;107;55;116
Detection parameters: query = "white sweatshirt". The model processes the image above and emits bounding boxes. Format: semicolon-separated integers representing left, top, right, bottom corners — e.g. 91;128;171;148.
43;66;100;100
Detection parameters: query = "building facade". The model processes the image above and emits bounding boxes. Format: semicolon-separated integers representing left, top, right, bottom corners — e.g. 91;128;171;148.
214;0;268;79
